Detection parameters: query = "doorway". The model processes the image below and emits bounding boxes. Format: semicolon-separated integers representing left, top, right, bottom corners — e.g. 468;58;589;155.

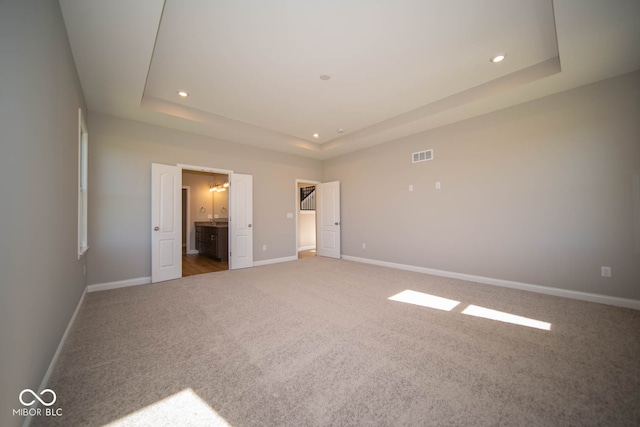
151;163;254;283
182;170;229;276
296;179;320;259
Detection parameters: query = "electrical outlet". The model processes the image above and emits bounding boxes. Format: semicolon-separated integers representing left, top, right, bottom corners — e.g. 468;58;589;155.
263;244;267;251
601;266;612;278
409;185;414;192
362;243;366;249
436;181;441;189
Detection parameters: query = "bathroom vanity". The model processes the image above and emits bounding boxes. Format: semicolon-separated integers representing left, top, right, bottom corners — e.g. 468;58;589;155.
194;222;228;262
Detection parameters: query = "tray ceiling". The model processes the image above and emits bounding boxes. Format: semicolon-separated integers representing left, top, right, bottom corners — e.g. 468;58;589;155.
60;0;640;159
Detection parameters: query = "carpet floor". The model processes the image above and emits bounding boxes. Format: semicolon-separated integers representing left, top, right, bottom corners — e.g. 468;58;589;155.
34;257;640;426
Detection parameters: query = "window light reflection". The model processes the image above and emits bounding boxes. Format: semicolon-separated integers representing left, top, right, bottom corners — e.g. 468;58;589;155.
388;290;460;311
462;305;551;331
105;388;231;426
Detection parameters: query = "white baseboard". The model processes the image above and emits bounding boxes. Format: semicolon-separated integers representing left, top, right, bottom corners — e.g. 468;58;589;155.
298;246;316;251
187;249;199;255
254;255;298;267
40;287;86;386
342;255;640;310
87;276;151;293
24;287;87;427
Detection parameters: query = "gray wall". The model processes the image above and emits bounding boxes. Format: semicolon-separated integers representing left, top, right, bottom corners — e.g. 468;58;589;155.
324;70;640;301
0;1;87;425
298;212;316;250
87;113;323;285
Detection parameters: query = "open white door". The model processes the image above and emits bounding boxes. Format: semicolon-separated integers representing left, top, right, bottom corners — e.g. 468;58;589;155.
316;181;341;259
151;163;182;283
230;173;253;269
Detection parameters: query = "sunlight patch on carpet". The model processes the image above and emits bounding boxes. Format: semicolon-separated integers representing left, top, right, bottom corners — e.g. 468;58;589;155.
462;305;551;330
104;388;231;426
389;290;460;311
388;290;551;331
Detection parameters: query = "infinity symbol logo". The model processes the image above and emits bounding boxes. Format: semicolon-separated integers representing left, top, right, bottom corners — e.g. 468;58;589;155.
19;389;57;407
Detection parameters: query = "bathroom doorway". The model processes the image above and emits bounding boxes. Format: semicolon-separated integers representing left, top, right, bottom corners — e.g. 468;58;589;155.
182;170;230;276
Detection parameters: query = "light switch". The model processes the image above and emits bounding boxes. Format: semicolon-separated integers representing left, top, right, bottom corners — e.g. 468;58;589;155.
436;182;441;189
286;212;294;219
409;185;414;192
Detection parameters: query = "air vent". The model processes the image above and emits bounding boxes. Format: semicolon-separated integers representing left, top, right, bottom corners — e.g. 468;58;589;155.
412;149;433;163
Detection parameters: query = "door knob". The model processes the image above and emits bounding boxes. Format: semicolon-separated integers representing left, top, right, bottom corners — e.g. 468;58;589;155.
248;224;252;228
154;227;159;231
335;222;340;226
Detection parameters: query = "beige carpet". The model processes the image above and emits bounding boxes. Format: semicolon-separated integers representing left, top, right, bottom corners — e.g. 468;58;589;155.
34;257;640;426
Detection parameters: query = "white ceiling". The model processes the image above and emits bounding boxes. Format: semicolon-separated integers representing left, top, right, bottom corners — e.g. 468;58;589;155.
59;0;640;160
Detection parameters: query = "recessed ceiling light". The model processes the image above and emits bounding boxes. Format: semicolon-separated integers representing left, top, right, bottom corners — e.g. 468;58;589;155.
337;128;344;133
313;133;320;138
490;54;506;63
177;90;189;97
319;74;331;81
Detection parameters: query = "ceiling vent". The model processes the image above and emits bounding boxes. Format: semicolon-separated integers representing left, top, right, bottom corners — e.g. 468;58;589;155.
412;149;433;163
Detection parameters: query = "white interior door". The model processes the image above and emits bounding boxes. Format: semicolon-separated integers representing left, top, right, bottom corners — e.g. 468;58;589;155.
151;163;182;282
316;181;341;259
230;173;253;269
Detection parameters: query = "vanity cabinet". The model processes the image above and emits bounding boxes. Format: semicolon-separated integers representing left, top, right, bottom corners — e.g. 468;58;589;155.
195;223;228;262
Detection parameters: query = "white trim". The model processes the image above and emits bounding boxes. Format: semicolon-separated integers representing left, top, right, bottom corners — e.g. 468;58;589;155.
178;163;233;175
187;249;199;255
24;287;87;427
39;287;86;389
87;276;151;293
633;171;640;254
182;185;191;256
77;108;89;259
342;255;640;310
254;256;298;266
298;245;316;251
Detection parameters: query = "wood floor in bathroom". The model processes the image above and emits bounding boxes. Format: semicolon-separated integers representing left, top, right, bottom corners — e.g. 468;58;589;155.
182;251;228;277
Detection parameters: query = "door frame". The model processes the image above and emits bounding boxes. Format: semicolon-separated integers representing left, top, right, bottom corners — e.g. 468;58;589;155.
295;179;320;256
178;163;234;266
182;186;191;254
